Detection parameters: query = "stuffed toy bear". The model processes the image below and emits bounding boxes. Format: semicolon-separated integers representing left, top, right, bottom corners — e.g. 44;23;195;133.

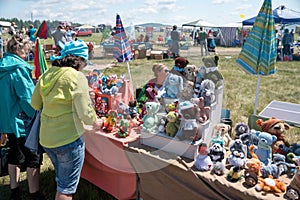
256;117;290;148
165;111;180;137
199;79;216;106
176;101;201;142
194;143;213;171
170;56;189;77
180;80;194;101
214;123;232;148
250;131;277;166
142;102;160;133
202;56;223;88
184;64;197;82
234;122;250;139
193;66;206;98
191;97;210;124
157;116;167;133
163;73;183;99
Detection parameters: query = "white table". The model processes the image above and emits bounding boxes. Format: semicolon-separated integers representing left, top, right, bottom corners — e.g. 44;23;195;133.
259;100;300;127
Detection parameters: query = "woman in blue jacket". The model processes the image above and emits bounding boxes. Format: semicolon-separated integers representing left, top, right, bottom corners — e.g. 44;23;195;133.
0;35;43;200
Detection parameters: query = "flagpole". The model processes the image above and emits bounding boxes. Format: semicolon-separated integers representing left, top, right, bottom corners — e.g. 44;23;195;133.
253;75;261;115
126;61;134;94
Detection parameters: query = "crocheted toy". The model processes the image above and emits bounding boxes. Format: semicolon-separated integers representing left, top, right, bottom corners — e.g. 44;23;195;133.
250;131;277;166
255;176;286;193
286;169;300;200
244;172;259;187
194;143;213;171
273;140;292;155
165;111;180;137
290;143;300;156
128;100;138;119
142;102;160;133
184;64;197;82
239;129;259;158
208;142;225;163
227;139;247;182
157;116;167;133
211;161;226;176
193;66;206;98
246;156;262;177
176;101;201;142
234;122;250;139
117;117;130;138
181;80;194;101
170;56;189;77
256;117;290;148
214;123;232;148
102;110;117;132
199;79;216;106
163;73;183;99
202;56;223;88
191;97;210;124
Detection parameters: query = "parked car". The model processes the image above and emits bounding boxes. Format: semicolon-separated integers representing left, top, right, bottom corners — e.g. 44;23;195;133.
74;28;92;37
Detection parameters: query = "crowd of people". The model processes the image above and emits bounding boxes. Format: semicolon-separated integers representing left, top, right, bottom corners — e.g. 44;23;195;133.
276;28;295;60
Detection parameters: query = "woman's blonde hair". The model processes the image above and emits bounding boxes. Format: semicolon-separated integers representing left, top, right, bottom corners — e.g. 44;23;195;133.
152;63;168;73
6;34;31;56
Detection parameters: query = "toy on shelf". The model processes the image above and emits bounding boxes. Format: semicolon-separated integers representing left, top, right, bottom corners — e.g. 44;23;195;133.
165;111;180;137
163;73;183;99
213;123;232;148
234;122;250;139
142;102;160;133
117;116;130;138
102;110;117;132
191;97;210;124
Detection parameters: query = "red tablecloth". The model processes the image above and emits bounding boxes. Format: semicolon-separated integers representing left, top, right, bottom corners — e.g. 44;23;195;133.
81;128;140;200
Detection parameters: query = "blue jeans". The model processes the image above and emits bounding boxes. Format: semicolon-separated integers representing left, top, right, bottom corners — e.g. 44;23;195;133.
43;136;85;195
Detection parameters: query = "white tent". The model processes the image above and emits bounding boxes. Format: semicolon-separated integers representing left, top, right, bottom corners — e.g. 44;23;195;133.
0;21;12;27
77;24;95;29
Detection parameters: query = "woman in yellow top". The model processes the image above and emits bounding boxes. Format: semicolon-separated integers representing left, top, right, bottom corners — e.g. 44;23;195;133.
31;39;101;200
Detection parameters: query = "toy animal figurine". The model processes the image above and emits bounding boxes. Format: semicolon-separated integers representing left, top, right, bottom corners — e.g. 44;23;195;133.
199;79;216;106
117;116;130;138
142;102;160;133
239;129;259;158
250;131;277;166
180;80;194;101
214;123;232;148
184;64;197;82
165;111;180;137
191;97;210;124
256;117;290;148
163;73;183;99
234;122;250;139
194;143;213;171
227;139;247;182
208;142;225;164
285;169;300;200
102;110;117;132
255;176;286;193
176;101;201;142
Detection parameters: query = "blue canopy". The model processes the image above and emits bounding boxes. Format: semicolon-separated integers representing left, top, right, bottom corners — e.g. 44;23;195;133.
243;5;300;25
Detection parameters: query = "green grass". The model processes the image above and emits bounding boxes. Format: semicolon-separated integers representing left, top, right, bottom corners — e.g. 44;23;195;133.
0;46;299;199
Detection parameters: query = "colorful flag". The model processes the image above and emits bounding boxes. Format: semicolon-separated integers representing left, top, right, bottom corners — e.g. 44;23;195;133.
113;14;133;62
34;38;48;79
34;20;51;39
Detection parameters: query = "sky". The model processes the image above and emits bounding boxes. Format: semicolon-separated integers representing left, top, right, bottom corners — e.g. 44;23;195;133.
0;0;299;27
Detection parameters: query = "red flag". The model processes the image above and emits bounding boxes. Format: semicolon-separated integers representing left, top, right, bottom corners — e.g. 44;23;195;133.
34;20;51;39
34;39;48;79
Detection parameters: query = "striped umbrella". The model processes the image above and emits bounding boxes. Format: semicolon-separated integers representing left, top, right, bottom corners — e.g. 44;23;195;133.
113;14;134;92
236;0;276;115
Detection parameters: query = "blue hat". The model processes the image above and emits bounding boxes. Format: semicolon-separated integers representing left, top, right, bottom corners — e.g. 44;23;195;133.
50;39;88;61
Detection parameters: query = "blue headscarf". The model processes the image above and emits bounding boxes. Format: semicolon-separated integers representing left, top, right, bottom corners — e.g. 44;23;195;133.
50;39;88;61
